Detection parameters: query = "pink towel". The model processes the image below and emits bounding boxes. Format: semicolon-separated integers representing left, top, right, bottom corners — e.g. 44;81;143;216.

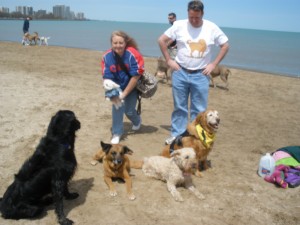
272;151;291;162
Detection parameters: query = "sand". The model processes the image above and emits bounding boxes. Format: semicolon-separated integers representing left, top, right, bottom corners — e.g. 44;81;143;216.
0;42;299;225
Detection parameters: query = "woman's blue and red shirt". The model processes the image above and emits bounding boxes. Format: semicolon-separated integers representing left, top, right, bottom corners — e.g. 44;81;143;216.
101;47;144;90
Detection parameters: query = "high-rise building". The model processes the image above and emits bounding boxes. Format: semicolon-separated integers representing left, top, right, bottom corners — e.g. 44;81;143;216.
77;12;85;20
15;6;33;15
0;7;10;13
53;5;66;19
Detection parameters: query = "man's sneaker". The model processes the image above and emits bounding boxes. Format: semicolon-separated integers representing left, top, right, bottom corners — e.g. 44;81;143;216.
165;136;176;145
111;135;120;144
132;119;142;131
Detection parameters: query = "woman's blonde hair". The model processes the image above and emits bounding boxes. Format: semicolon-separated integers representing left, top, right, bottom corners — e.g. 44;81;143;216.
110;30;139;50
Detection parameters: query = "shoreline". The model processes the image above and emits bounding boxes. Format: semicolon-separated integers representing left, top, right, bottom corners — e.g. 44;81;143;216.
0;41;299;225
1;40;299;78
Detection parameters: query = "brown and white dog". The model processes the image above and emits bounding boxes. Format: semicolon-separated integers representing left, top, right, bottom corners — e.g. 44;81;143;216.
209;65;231;88
24;32;39;45
161;109;220;177
90;141;142;200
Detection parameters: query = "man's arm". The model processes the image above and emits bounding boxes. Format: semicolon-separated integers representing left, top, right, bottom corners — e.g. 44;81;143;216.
203;42;229;75
158;34;180;71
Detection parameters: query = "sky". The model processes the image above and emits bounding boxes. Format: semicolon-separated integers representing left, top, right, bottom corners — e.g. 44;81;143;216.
1;0;300;32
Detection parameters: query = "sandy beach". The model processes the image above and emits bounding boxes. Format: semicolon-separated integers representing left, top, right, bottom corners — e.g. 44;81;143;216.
0;42;299;225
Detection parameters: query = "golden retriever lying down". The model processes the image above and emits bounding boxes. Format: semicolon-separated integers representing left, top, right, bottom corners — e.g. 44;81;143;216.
142;147;205;202
162;109;220;177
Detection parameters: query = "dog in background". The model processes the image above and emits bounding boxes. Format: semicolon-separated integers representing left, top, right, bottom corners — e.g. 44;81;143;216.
141;147;205;202
91;141;142;200
0;110;81;225
23;32;39;45
39;36;51;46
209;65;231;88
155;56;171;82
162;109;220;177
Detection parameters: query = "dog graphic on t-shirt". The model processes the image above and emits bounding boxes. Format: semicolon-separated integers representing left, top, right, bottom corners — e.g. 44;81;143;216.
187;39;207;58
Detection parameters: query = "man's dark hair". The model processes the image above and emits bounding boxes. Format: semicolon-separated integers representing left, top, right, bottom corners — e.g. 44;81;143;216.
168;12;176;18
188;0;204;12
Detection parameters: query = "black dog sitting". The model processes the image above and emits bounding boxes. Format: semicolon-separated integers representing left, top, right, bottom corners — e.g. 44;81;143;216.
0;110;81;225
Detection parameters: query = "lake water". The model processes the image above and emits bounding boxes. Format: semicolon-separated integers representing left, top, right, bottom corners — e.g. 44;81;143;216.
1;20;299;77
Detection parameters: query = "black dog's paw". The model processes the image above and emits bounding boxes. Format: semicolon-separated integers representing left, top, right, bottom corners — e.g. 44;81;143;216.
59;218;74;225
65;192;79;200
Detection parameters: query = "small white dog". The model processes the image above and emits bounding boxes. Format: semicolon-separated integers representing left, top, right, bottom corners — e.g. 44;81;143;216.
39;36;50;46
142;147;205;202
103;79;123;110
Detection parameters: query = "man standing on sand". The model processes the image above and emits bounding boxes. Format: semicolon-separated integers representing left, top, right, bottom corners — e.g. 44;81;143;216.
22;17;32;45
167;12;177;59
158;0;229;144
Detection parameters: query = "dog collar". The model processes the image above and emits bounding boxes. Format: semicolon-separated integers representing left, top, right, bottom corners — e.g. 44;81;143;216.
61;143;71;150
196;124;215;148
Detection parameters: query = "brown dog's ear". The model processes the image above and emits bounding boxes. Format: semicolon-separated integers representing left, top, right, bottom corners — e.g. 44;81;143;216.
100;141;112;154
123;146;133;155
195;111;205;124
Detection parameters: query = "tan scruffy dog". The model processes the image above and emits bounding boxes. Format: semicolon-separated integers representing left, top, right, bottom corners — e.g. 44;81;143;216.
142;147;205;202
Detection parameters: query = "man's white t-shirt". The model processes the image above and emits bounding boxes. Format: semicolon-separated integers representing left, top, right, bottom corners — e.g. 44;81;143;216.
165;19;228;70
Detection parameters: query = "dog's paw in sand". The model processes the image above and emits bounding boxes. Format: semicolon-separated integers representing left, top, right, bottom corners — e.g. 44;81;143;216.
90;160;98;166
128;193;136;201
110;190;118;197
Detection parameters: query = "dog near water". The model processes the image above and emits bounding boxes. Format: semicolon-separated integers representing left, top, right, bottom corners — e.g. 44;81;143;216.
141;147;205;202
209;65;231;88
39;36;51;46
23;32;39;45
155;56;171;82
161;109;220;177
91;141;142;200
0;110;81;225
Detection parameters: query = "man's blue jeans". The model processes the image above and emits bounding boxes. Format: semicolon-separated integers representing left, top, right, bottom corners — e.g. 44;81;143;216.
112;88;141;136
171;68;210;137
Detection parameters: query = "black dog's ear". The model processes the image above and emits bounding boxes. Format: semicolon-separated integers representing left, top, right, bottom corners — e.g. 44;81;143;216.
123;146;133;155
100;141;112;154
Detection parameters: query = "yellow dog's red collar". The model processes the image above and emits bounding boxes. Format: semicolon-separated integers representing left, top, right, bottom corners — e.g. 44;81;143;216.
196;124;215;148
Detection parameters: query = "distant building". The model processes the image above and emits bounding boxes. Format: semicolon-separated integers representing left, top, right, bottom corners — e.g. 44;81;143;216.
77;12;85;20
0;7;10;13
1;4;86;20
35;10;47;18
15;6;33;16
53;5;66;19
